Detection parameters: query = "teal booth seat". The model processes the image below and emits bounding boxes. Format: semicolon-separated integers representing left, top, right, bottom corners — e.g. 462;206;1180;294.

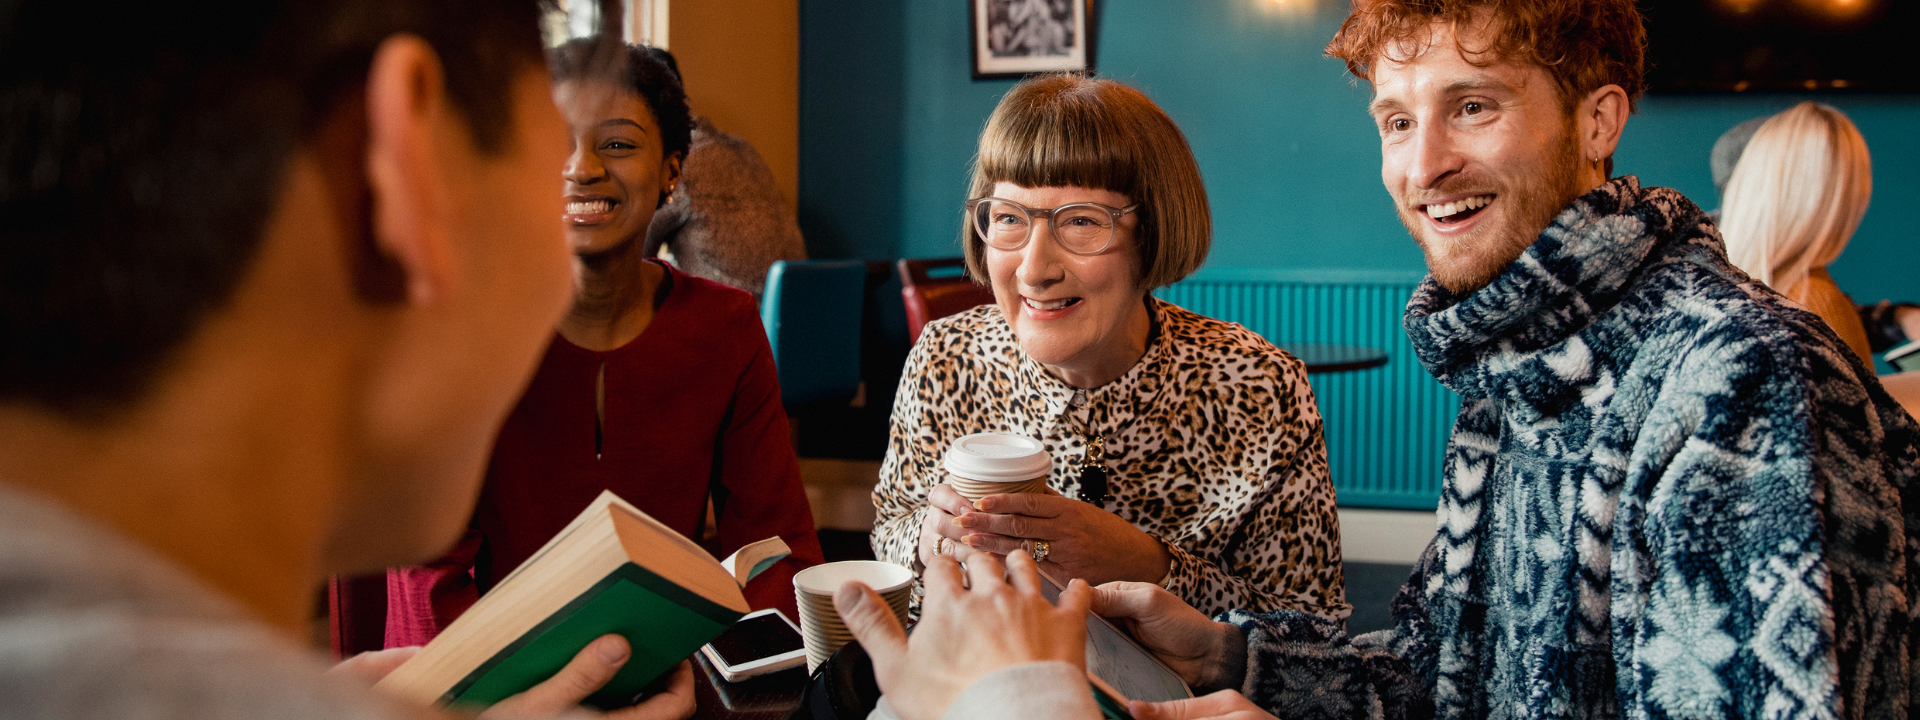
760;260;868;412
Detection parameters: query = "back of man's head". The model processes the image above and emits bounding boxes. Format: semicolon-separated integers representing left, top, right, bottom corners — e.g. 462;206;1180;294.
1325;0;1646;114
0;0;545;420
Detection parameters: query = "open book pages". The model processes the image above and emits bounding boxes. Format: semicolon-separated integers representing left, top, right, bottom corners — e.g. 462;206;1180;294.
721;536;792;587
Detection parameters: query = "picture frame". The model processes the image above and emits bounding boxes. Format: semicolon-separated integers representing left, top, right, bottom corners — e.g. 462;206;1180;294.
970;0;1096;80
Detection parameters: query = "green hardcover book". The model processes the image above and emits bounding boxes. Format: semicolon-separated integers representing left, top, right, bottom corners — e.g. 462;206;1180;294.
377;490;790;710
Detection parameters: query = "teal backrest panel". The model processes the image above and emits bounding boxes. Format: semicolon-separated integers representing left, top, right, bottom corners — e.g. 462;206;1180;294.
1158;268;1459;510
762;260;868;411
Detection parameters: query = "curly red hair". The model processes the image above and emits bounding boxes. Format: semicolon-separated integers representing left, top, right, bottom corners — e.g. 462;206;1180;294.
1325;0;1645;112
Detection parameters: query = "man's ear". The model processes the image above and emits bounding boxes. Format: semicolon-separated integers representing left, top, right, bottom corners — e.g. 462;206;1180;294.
1578;83;1630;171
363;35;454;306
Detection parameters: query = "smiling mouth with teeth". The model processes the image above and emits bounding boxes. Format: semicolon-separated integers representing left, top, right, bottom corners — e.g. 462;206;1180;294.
1024;297;1081;311
1423;195;1493;224
566;199;615;215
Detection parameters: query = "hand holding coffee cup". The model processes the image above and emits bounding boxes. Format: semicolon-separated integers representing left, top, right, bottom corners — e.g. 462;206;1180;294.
918;433;1051;567
936;434;1174;587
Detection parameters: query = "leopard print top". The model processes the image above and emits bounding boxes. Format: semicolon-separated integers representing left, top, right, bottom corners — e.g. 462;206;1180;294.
871;298;1349;619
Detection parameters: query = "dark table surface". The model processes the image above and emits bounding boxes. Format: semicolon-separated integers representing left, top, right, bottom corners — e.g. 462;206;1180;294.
691;652;808;720
1275;343;1389;374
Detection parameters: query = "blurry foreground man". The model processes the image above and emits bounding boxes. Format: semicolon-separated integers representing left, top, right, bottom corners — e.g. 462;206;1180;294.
0;1;694;717
838;1;1920;719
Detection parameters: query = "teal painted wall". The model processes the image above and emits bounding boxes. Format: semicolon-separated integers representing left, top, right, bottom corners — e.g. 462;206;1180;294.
800;0;1920;305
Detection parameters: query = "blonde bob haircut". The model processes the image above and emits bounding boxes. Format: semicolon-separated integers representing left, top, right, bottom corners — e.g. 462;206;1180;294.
961;74;1211;290
1719;102;1872;304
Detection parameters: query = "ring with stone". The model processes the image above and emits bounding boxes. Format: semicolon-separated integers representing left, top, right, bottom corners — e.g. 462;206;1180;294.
1030;539;1051;562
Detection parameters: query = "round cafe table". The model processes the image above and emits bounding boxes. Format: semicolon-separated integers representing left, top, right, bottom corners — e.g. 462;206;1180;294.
1275;343;1389;374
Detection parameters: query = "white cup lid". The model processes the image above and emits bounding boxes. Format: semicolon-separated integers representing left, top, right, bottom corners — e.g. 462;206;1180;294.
943;433;1051;482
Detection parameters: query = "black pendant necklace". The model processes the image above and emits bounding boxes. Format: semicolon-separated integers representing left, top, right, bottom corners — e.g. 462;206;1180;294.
1074;397;1111;505
1076;432;1110;505
1066;296;1155;508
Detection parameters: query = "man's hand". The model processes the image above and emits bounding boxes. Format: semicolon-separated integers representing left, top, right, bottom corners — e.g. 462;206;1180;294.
330;646;423;686
837;549;1089;720
480;636;696;720
1130;690;1276;720
1090;582;1243;689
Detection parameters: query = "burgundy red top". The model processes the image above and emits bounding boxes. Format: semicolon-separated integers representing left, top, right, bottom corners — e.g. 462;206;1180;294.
386;262;822;647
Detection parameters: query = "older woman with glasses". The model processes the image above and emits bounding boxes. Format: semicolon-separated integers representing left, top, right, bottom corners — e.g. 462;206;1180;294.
871;75;1347;619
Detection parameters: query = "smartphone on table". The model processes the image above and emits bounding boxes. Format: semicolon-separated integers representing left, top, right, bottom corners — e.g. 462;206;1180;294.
700;608;807;682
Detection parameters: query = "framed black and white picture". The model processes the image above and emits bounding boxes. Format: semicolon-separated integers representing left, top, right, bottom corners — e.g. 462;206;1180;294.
970;0;1094;80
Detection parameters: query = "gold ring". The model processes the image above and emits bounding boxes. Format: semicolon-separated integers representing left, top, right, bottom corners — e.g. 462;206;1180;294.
1031;539;1051;562
937;537;950;556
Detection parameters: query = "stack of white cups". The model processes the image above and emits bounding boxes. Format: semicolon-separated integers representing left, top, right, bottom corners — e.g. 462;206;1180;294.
792;561;914;672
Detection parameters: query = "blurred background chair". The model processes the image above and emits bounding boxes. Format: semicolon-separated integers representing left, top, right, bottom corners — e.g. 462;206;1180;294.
760;260;910;563
897;258;995;344
760;260;868;412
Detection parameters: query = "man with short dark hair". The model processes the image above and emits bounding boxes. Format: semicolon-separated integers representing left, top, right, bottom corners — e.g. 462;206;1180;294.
838;1;1920;718
0;2;691;717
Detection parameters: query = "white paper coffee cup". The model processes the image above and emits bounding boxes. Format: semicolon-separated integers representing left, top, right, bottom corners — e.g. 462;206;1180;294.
792;561;914;671
943;432;1051;501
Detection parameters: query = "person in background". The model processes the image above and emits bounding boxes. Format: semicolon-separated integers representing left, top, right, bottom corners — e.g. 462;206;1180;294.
871;74;1347;621
641;49;806;295
1711;111;1920;356
1705;116;1767;224
1719;102;1876;364
386;41;823;648
846;0;1920;718
0;1;693;718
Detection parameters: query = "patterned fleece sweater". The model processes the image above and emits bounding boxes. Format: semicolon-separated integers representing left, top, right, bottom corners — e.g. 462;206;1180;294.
1224;177;1919;720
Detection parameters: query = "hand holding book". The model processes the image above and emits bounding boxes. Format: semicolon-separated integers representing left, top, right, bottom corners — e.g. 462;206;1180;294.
478;639;695;720
340;636;695;720
375;491;790;712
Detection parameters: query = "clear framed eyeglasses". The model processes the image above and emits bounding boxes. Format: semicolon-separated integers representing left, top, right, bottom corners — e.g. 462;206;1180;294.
966;197;1141;255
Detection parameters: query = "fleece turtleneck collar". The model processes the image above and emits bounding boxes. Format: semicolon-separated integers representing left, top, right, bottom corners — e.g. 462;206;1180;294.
1403;176;1728;401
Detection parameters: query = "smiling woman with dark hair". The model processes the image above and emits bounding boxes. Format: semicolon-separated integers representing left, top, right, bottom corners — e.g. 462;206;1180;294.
386;41;823;648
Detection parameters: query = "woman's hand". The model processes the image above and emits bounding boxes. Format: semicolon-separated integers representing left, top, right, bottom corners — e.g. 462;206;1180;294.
952;490;1171;586
836;549;1091;720
917;483;993;566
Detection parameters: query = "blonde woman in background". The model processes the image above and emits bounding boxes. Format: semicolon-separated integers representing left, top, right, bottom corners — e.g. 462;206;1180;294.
1718;101;1876;364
